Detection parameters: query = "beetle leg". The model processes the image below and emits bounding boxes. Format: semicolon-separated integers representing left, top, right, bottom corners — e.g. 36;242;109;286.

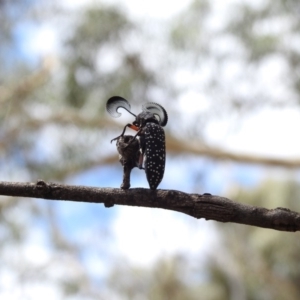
111;124;132;143
111;124;141;143
138;151;144;169
123;128;142;149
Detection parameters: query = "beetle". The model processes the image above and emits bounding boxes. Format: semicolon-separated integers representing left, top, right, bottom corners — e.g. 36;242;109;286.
116;134;140;190
106;96;168;190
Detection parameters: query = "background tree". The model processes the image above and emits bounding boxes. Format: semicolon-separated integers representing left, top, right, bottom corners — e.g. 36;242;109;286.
1;0;300;299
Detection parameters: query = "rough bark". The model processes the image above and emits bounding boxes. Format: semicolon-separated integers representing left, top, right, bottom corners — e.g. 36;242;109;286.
1;180;299;232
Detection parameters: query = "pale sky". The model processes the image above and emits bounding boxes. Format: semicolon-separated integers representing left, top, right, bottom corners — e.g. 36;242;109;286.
25;0;300;160
7;1;300;297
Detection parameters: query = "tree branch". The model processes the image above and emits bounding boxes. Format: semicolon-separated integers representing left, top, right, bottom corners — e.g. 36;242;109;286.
167;136;300;169
0;56;55;104
14;112;300;169
1;180;299;232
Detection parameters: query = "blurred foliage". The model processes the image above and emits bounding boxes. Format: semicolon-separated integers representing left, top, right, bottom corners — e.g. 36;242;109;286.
103;179;300;300
0;0;300;299
218;179;300;300
2;0;300;180
107;256;208;300
170;0;300;115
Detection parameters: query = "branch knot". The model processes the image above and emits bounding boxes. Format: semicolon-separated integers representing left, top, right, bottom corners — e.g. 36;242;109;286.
35;180;51;197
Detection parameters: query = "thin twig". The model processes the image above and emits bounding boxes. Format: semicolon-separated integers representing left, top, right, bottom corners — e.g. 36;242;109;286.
1;180;299;232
